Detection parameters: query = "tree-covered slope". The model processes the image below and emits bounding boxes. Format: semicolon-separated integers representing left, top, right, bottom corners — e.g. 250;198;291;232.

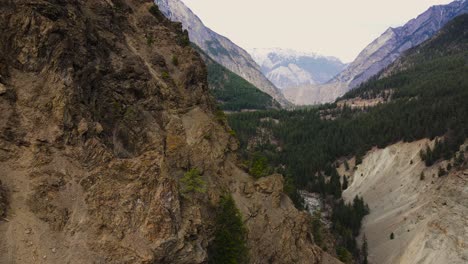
193;45;280;111
287;0;468;105
230;13;467;186
227;14;467;261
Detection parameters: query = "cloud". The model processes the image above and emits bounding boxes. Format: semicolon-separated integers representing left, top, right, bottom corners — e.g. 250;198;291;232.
181;0;454;62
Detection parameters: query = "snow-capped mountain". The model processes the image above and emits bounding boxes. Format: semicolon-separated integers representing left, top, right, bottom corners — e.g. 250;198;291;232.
155;0;290;107
284;0;468;105
249;48;347;89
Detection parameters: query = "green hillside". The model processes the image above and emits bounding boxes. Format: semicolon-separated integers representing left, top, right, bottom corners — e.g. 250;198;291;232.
227;14;468;259
192;45;280;111
230;13;467;186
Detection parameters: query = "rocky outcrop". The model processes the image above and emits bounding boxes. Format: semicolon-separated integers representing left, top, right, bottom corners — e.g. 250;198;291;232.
231;172;341;264
155;0;290;107
286;0;468;105
0;1;336;263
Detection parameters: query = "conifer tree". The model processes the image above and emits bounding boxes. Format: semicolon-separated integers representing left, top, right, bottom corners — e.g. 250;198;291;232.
362;234;368;264
181;168;206;197
208;195;248;264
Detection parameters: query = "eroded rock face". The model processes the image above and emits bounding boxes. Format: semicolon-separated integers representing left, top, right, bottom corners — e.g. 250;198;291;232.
0;1;338;263
231;170;340;264
343;140;468;264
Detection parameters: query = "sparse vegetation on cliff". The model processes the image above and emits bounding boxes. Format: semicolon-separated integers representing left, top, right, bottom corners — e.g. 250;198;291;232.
180;168;206;197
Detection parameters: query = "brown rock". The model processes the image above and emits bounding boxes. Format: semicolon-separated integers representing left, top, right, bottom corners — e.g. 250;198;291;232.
255;174;284;208
0;83;6;95
78;119;88;136
255;174;284;194
230;167;340;264
243;181;255;197
94;122;103;134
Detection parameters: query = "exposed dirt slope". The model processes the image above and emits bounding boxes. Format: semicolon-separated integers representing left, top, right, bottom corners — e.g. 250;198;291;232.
343;140;468;264
0;1;338;263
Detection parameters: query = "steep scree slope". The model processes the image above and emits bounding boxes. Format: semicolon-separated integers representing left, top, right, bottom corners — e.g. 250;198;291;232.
343;140;468;264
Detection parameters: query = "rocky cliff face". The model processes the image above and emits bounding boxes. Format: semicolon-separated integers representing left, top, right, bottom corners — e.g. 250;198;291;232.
154;0;290;107
249;48;347;89
0;1;336;263
285;0;468;105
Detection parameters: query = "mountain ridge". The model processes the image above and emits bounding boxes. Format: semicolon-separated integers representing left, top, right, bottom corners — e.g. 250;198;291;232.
284;0;468;105
192;44;281;111
249;48;347;89
155;0;290;107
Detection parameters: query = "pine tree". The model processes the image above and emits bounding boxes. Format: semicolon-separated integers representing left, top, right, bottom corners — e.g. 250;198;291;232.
249;153;270;178
342;176;349;190
336;246;353;263
328;170;342;198
180;168;206;197
356;153;363;165
311;213;324;248
438;167;447;177
208;195;248;264
361;234;368;264
455;151;465;167
344;160;350;171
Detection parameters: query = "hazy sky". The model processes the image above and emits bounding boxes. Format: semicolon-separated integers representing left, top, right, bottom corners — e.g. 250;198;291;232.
181;0;454;62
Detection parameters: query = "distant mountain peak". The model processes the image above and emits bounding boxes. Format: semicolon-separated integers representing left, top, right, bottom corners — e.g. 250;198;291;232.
249;48;347;89
249;48;344;63
251;48;318;59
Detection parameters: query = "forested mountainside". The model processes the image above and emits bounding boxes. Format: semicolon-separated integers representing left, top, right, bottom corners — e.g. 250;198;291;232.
340;14;468;264
230;12;467;190
284;0;468;105
193;45;280;111
155;0;290;107
336;0;468;89
0;1;339;263
228;14;467;263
